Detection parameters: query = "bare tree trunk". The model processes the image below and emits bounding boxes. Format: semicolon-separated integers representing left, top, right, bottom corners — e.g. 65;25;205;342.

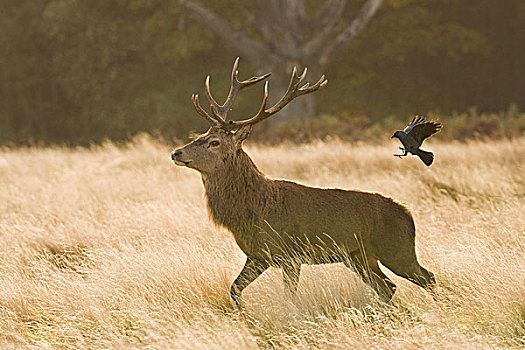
319;0;383;67
2;69;8;124
179;0;383;120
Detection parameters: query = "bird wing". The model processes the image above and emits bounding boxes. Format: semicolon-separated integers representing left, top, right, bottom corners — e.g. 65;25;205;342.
403;115;424;134
404;116;442;146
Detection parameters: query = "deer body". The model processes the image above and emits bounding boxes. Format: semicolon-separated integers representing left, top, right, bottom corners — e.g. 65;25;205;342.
204;148;414;263
172;59;435;307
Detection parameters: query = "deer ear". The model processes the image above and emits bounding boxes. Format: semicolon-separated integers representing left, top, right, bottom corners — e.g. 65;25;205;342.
233;125;252;145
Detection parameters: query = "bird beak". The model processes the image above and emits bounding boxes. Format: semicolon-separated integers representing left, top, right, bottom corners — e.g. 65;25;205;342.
391;134;395;138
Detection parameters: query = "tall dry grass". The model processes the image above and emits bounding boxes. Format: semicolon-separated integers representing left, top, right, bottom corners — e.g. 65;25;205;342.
0;135;524;349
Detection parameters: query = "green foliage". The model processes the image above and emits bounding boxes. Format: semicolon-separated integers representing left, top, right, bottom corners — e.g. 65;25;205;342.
1;0;524;145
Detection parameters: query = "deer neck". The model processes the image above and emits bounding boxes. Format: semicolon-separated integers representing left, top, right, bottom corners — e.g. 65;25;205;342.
202;149;272;232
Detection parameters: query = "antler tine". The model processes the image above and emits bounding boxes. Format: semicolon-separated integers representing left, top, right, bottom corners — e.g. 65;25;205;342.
191;94;220;127
218;72;271;117
229;57;271;90
224;81;270;130
265;68;327;116
205;57;271;122
191;58;271;127
204;76;224;123
226;67;327;130
253;81;270;121
298;74;327;94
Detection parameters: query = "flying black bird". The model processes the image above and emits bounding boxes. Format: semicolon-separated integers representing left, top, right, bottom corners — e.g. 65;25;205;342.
391;116;442;166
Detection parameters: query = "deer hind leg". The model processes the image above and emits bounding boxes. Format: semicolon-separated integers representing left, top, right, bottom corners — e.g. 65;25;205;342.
345;250;397;302
231;256;269;309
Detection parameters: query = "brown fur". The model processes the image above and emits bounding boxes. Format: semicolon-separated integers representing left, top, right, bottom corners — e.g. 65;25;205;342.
172;128;436;306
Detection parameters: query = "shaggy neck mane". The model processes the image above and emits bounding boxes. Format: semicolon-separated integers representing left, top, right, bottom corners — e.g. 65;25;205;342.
202;149;275;232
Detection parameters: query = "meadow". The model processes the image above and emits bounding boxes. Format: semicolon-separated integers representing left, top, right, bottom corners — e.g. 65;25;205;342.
0;135;523;349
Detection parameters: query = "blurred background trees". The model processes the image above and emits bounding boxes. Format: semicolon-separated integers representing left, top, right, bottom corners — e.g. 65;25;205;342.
179;0;384;119
1;0;524;145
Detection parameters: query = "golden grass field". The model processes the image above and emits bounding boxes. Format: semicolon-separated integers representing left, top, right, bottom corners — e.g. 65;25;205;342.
1;135;524;349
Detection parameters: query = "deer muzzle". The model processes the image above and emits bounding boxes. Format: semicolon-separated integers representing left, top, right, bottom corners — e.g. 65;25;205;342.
171;149;191;166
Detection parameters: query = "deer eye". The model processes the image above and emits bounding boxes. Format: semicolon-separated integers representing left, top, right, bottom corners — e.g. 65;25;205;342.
209;140;220;147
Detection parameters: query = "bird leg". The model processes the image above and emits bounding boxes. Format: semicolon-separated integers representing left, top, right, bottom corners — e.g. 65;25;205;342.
393;148;408;158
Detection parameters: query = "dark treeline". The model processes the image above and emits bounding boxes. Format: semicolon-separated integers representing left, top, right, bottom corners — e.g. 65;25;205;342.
1;0;524;145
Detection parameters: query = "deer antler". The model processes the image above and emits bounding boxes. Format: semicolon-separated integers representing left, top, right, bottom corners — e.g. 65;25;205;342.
191;58;327;130
192;58;271;127
225;67;327;131
191;94;221;127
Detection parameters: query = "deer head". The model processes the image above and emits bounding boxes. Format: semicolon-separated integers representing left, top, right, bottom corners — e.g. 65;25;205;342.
171;58;327;174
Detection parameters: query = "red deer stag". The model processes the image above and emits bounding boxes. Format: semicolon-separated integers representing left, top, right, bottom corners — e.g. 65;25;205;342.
171;58;435;307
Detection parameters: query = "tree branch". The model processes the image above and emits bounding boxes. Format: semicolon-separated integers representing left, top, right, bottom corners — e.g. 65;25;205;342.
314;0;347;28
283;0;306;33
242;3;275;44
179;0;278;66
242;0;305;57
319;0;383;67
302;0;347;59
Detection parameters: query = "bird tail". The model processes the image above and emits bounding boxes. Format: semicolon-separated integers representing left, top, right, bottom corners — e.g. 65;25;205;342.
417;149;434;166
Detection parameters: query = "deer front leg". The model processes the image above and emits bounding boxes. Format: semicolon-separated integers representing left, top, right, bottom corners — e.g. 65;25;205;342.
230;256;269;309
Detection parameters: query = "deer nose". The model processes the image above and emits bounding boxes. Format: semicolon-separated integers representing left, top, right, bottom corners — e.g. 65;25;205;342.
171;150;182;160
